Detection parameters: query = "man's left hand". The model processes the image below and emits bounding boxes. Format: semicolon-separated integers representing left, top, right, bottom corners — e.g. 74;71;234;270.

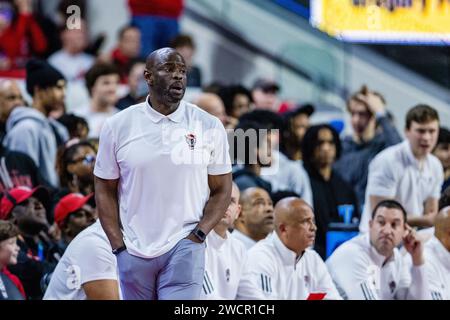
185;232;203;244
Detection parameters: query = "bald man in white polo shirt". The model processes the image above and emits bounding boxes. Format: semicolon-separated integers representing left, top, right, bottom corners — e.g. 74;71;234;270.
94;48;232;300
237;197;341;300
360;104;443;233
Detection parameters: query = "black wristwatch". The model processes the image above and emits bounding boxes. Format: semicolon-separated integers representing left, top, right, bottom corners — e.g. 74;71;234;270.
112;244;127;255
191;226;207;242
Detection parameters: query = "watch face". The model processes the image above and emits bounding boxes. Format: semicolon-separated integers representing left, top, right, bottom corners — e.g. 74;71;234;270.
194;228;206;241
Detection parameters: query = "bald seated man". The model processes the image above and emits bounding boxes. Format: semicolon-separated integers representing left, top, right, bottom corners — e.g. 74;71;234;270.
230;187;274;250
237;197;341;299
0;80;26;125
424;187;450;300
194;92;236;129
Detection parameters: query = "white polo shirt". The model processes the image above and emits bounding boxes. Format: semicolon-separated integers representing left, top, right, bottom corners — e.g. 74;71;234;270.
423;236;450;300
260;151;313;207
94;98;232;258
237;232;342;300
201;230;247;300
43;221;118;300
360;140;443;233
326;234;430;300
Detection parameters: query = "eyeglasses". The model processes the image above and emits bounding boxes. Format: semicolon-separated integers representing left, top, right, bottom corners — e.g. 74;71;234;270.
69;154;96;165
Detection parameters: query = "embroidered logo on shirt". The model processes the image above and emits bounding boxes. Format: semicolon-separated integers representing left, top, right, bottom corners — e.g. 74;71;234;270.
185;133;196;150
389;280;396;293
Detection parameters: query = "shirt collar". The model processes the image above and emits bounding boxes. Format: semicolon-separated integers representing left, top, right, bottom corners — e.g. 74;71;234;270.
429;236;450;271
402;140;431;170
364;233;396;267
207;229;228;250
272;232;302;267
231;229;256;249
144;96;185;123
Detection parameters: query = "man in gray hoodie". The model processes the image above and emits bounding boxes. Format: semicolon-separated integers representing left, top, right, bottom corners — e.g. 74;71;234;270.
3;59;69;188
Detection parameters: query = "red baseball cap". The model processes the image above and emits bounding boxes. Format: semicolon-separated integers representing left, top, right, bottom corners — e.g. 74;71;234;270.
54;193;95;228
0;186;50;220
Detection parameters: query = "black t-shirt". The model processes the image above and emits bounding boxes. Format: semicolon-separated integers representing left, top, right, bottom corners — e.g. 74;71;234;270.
0;145;49;192
304;164;360;259
0;271;24;300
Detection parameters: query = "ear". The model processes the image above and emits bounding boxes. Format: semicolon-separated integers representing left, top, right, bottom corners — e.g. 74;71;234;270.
236;204;242;218
368;219;373;229
144;69;153;86
236;208;245;223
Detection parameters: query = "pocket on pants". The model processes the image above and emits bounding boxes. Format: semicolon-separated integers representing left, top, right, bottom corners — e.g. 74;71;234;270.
165;240;205;285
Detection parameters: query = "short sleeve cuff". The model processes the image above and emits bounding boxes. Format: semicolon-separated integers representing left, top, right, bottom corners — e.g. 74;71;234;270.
207;164;232;176
93;168;120;180
366;186;396;198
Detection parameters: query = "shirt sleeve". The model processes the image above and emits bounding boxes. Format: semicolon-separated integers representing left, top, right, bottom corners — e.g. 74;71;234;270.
236;249;274;300
93;121;120;180
4;123;40;166
77;241;118;285
207;119;232;175
430;161;444;199
326;247;380;300
200;269;224;300
312;253;342;300
396;257;431;300
366;154;397;198
425;260;446;300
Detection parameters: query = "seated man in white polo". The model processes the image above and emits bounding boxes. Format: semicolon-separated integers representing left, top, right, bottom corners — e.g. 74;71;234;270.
326;200;430;300
43;220;119;300
202;182;262;300
360;104;443;232
237;197;341;300
231;187;274;250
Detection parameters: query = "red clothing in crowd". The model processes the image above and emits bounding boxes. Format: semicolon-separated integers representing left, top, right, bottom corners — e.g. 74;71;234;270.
1;267;26;298
0;13;48;70
111;47;131;84
128;0;183;18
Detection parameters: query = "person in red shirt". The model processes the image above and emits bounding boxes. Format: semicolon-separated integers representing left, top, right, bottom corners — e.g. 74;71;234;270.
128;0;183;57
109;25;141;83
0;0;47;73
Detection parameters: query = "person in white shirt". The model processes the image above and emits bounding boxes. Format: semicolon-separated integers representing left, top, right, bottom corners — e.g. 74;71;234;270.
231;187;274;250
360;104;443;232
48;20;95;83
423;189;450;300
327;199;430;300
260;150;313;208
202;182;249;299
43;221;119;300
75;63;120;138
238;197;341;300
94;48;232;300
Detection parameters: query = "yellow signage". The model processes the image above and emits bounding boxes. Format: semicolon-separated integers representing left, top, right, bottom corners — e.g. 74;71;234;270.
310;0;450;43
